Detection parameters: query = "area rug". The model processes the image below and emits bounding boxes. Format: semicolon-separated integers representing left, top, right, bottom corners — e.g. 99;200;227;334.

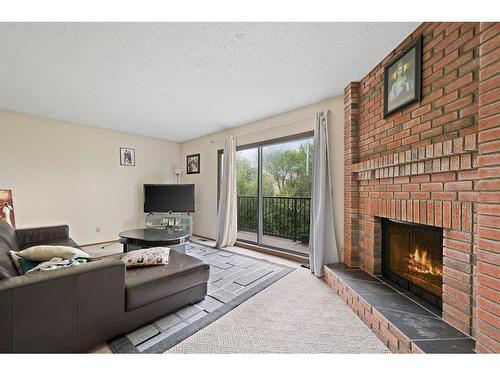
108;241;295;353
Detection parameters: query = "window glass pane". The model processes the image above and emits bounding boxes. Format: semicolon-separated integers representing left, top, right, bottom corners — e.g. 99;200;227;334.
261;137;313;254
236;147;258;243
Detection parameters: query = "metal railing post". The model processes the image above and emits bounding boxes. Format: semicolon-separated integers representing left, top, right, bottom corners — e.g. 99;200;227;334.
293;198;297;241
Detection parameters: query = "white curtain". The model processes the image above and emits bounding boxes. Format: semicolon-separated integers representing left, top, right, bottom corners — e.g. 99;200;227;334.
215;136;238;248
309;111;339;277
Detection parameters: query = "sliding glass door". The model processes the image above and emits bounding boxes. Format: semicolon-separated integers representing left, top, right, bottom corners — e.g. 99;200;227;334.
235;133;314;256
235;147;259;243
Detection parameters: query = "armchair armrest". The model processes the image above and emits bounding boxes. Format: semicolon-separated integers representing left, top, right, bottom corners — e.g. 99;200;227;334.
15;225;69;247
0;258;126;353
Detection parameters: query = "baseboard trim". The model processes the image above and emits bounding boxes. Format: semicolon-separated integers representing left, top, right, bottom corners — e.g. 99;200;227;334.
160;233;308;263
81;239;118;247
192;234;215;241
235;241;309;263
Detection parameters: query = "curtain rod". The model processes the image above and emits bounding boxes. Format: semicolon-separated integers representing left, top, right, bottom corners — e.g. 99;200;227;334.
210;109;329;144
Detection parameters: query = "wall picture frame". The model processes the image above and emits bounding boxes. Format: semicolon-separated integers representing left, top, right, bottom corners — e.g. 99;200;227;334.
186;153;200;174
120;147;136;166
384;35;422;118
0;189;16;228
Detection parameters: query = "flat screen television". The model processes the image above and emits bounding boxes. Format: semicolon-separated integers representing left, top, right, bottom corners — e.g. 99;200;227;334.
144;184;195;213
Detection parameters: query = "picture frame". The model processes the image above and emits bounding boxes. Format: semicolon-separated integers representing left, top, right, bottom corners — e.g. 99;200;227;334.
384;35;422;118
0;189;16;228
120;147;136;167
186;153;200;174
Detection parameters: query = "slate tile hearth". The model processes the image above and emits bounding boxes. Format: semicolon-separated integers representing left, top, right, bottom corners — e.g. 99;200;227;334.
375;309;467;341
329;268;382;282
412;339;476;354
361;293;437;318
404;293;442;318
339;278;396;295
325;263;475;354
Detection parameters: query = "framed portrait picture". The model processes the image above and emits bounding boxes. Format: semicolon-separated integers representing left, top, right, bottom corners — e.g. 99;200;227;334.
186;153;200;174
120;147;135;166
0;189;16;228
384;35;422;117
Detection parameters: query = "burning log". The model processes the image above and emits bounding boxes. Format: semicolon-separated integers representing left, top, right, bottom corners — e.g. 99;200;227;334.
405;247;442;276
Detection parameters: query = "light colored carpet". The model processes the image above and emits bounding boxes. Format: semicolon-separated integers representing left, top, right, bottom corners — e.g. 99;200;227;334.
84;239;389;354
167;244;389;353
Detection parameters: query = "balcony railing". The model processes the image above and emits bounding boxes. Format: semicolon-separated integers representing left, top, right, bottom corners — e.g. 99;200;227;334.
237;195;311;243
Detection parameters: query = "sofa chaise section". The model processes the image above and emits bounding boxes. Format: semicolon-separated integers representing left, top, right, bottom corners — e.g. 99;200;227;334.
0;221;210;353
0;256;125;353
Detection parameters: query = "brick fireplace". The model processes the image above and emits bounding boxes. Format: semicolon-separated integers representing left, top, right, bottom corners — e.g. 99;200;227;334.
341;22;500;353
382;219;444;308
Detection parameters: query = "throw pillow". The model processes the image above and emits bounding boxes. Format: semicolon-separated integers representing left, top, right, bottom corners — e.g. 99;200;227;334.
8;250;40;274
19;258;41;274
121;247;170;268
15;245;90;262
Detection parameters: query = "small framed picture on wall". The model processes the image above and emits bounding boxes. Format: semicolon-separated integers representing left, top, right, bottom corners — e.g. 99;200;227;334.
384;35;423;117
186;153;200;174
120;147;136;166
0;189;16;228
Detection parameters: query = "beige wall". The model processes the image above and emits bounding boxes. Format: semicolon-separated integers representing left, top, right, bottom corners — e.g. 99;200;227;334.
0;111;181;244
180;95;345;252
0;97;344;249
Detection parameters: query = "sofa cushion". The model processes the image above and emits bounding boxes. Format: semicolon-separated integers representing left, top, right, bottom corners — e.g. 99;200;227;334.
20;237;80;250
0;221;19;251
124;251;209;311
0;240;18;278
15;245;89;262
15;225;70;247
0;264;13;280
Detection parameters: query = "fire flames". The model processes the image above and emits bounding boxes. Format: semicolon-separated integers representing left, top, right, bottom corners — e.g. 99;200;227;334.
405;247;442;276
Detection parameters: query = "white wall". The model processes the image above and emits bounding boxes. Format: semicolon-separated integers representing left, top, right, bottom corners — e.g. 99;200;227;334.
180;95;345;252
0;110;181;244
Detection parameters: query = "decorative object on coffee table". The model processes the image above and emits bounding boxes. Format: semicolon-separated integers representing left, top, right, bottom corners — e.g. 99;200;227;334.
384;35;422;117
0;189;15;228
145;212;193;236
186;153;200;174
120;147;135;166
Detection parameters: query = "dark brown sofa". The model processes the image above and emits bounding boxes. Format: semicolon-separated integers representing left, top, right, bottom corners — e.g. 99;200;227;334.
0;221;209;353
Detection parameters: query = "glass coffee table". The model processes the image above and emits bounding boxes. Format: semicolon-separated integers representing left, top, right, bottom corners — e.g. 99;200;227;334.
118;228;190;253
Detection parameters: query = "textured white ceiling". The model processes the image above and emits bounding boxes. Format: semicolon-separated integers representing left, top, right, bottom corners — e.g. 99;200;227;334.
0;23;419;142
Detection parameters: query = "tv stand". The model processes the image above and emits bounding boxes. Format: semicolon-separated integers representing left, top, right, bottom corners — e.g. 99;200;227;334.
144;212;193;237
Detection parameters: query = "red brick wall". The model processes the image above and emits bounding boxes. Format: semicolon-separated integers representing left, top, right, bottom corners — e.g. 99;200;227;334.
476;22;500;353
344;83;361;267
344;22;500;353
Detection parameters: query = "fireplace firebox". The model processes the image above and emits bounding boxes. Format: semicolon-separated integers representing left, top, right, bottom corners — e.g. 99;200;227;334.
382;219;443;309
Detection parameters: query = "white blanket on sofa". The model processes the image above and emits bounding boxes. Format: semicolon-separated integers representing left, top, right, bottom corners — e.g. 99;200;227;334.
25;257;82;274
